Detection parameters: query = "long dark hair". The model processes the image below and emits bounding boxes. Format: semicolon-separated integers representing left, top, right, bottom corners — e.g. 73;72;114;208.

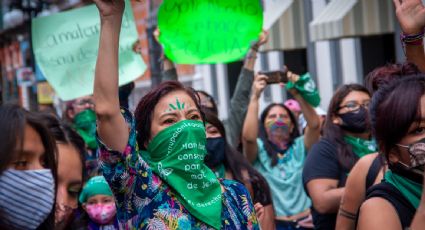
259;103;300;167
0;104;58;230
204;110;272;205
371;75;425;161
323;84;371;171
135;81;205;149
40;113;87;181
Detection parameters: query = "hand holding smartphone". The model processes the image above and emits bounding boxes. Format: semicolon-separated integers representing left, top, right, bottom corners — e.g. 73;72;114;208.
258;70;288;84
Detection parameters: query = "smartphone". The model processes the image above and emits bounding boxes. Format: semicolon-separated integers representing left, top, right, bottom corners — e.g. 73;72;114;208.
259;70;288;84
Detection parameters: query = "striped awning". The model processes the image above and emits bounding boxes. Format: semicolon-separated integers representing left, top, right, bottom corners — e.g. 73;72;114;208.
261;0;307;51
309;0;395;42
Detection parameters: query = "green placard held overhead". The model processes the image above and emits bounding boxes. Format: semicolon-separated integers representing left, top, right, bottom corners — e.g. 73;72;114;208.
158;0;263;64
32;0;146;101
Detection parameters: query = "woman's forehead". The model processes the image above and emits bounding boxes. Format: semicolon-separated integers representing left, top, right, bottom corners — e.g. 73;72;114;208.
155;91;197;112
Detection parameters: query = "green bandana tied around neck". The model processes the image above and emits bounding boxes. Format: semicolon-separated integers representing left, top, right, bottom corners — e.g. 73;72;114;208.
385;170;422;209
344;135;377;158
73;109;98;149
79;176;113;203
142;120;222;229
286;73;321;107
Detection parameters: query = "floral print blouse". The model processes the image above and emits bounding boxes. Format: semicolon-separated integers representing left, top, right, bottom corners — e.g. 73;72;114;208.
98;108;259;229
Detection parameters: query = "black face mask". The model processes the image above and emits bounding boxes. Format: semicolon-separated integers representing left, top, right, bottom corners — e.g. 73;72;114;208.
205;137;226;168
338;107;370;133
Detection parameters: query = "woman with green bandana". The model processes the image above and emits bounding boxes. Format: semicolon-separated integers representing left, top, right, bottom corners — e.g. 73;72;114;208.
92;0;258;229
242;71;321;230
64;96;99;176
302;84;377;230
357;75;425;229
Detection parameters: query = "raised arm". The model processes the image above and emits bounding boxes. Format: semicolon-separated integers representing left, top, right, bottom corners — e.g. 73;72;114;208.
242;74;268;163
93;0;128;152
286;71;321;151
393;0;425;72
227;31;268;147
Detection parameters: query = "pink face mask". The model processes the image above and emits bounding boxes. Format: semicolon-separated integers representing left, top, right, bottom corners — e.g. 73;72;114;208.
86;203;117;225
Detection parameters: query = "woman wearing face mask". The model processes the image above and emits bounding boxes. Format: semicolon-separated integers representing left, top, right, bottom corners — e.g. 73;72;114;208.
63;96;99;176
357;75;425;229
204;110;275;230
92;0;258;229
302;84;376;230
40;113;86;230
0;104;57;230
335;63;420;230
242;72;321;230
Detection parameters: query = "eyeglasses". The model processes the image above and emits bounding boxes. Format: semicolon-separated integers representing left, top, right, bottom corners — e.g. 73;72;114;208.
338;101;370;112
73;99;94;107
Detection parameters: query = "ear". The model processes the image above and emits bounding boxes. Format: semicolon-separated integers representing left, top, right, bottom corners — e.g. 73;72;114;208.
68;109;75;120
332;115;342;125
388;151;401;164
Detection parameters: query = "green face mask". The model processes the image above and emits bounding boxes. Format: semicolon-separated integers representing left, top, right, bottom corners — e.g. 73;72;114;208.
142;120;222;229
73;109;97;149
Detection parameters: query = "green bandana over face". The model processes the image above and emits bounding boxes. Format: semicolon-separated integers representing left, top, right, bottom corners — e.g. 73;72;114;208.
344;135;377;158
142;120;222;229
385;170;422;209
73;109;98;149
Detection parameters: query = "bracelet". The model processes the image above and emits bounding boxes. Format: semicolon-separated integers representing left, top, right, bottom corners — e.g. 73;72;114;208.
401;29;425;46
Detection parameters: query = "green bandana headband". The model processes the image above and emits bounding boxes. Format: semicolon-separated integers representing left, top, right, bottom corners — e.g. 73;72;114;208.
344;135;377;158
73;109;98;149
286;73;321;107
385;170;422;209
79;176;113;203
142;120;222;229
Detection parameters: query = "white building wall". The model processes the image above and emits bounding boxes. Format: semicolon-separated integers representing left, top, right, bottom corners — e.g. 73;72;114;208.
312;0;333;111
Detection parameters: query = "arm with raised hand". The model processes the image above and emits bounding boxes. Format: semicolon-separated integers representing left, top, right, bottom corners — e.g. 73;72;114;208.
227;31;268;147
242;74;268;163
93;0;129;153
286;71;321;151
153;29;178;81
393;0;425;72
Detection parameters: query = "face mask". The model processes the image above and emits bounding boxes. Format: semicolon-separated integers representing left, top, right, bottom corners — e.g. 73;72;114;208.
205;137;226;168
55;203;76;229
73;109;98;149
394;138;425;183
142;120;222;229
86;203;116;225
0;169;55;230
339;106;370;133
266;118;290;150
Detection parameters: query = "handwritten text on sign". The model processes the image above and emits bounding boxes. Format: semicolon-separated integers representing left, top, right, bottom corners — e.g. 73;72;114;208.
32;0;146;101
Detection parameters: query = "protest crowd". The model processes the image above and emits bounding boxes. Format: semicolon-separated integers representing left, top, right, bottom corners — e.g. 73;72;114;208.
3;0;425;229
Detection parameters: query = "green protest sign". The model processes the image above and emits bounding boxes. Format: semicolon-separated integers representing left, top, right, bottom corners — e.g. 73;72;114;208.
32;0;146;101
158;0;263;64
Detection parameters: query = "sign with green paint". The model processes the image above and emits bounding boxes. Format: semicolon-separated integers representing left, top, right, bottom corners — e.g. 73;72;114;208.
32;0;146;101
158;0;263;64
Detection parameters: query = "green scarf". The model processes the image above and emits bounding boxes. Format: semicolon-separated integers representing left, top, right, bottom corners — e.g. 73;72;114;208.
214;164;226;179
384;170;422;209
344;135;377;158
142;120;222;229
73;109;98;149
286;73;321;107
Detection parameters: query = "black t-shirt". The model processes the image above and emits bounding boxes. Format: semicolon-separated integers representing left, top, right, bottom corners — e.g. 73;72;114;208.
302;138;351;230
366;182;416;228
